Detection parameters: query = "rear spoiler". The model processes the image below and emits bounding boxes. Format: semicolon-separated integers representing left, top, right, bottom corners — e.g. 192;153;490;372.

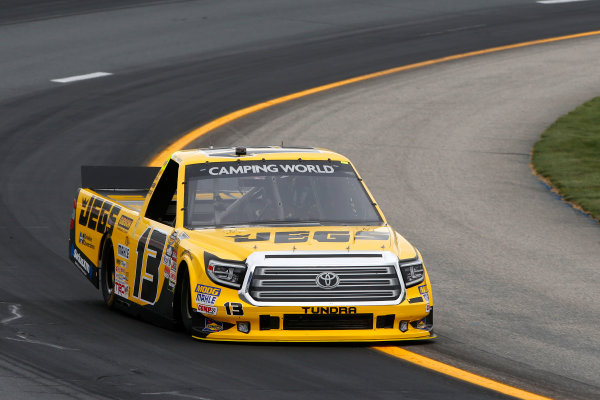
81;166;161;190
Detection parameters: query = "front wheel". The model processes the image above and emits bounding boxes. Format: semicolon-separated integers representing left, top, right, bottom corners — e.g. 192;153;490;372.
100;240;116;308
178;271;194;334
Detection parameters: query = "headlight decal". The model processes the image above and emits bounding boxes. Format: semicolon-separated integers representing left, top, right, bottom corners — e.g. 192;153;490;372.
399;258;425;288
203;252;247;289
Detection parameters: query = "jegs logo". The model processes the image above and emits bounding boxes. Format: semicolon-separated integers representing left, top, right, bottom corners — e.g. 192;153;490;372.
227;230;389;243
79;195;121;234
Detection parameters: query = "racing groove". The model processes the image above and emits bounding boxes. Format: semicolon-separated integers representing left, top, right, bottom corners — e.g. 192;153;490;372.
200;35;600;399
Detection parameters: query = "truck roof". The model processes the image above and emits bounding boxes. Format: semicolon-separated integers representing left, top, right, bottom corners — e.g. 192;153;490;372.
170;146;351;164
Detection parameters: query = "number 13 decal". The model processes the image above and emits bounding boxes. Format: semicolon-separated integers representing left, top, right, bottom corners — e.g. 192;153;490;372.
133;227;167;304
225;302;244;316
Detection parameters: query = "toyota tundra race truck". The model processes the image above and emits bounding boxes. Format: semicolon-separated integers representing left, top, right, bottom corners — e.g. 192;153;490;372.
69;146;435;341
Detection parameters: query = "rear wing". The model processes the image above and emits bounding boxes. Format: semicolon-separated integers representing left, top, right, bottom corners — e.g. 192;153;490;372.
81;166;160;190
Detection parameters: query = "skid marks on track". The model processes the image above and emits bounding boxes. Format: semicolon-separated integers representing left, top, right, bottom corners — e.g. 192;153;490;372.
1;302;78;351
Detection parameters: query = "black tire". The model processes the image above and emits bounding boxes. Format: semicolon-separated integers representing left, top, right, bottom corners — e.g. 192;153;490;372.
100;240;116;308
178;270;194;334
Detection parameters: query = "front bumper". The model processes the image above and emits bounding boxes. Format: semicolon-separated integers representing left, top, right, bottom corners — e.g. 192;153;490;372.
189;303;434;342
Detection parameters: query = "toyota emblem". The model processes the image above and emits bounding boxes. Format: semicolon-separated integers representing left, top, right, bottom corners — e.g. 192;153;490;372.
315;271;340;289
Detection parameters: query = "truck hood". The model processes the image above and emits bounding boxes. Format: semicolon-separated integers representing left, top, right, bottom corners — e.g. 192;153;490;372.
182;225;417;261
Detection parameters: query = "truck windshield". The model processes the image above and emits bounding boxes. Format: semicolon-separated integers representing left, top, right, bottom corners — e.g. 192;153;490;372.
184;160;383;228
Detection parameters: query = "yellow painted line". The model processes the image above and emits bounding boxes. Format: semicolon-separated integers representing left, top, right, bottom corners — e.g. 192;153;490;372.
373;346;554;400
148;29;600;167
146;29;600;399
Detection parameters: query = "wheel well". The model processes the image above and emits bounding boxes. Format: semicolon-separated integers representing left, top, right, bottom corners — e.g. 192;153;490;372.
100;237;115;284
174;261;189;324
99;233;112;267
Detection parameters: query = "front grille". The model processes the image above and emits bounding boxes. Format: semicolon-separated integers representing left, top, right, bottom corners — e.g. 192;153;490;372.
283;314;374;330
249;265;401;303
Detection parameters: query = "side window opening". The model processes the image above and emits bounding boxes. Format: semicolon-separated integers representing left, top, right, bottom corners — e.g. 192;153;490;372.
145;160;178;226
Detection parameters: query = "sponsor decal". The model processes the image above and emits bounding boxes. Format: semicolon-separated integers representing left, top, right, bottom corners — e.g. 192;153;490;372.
302;306;357;315
411;317;432;331
418;285;430;312
78;195;121;234
167;231;177;247
207;163;335;176
195;285;221;296
117;215;133;232
117;244;129;260
162;231;179;288
202;318;223;333
169;264;177;288
78;232;95;250
197;304;217;315
115;273;127;284
188;160;353;180
196;293;218;306
114;281;129;298
72;245;90;274
408;297;423;304
115;260;129;274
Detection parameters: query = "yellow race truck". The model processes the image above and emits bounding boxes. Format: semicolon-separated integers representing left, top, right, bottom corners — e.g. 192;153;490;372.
69;146;434;341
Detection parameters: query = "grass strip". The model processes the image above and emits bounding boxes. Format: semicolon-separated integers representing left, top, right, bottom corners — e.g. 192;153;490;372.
531;97;600;221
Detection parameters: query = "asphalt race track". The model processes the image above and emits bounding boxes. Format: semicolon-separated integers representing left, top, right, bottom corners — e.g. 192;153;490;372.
1;1;599;399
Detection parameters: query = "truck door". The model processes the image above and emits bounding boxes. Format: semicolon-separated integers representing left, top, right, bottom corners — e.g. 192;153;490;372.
128;160;180;308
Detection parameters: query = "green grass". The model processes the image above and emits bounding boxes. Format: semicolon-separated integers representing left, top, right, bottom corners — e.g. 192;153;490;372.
531;97;600;221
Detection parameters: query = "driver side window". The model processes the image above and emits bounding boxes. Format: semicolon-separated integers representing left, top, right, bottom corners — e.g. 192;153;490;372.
145;160;178;226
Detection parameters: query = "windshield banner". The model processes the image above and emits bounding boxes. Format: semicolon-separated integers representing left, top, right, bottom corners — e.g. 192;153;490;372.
186;160;353;179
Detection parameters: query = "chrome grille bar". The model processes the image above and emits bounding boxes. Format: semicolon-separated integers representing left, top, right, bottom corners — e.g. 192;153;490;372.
240;251;405;306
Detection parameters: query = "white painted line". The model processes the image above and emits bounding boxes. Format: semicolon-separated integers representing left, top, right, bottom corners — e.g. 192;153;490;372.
51;72;112;83
1;304;22;324
142;391;212;399
537;0;588;4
